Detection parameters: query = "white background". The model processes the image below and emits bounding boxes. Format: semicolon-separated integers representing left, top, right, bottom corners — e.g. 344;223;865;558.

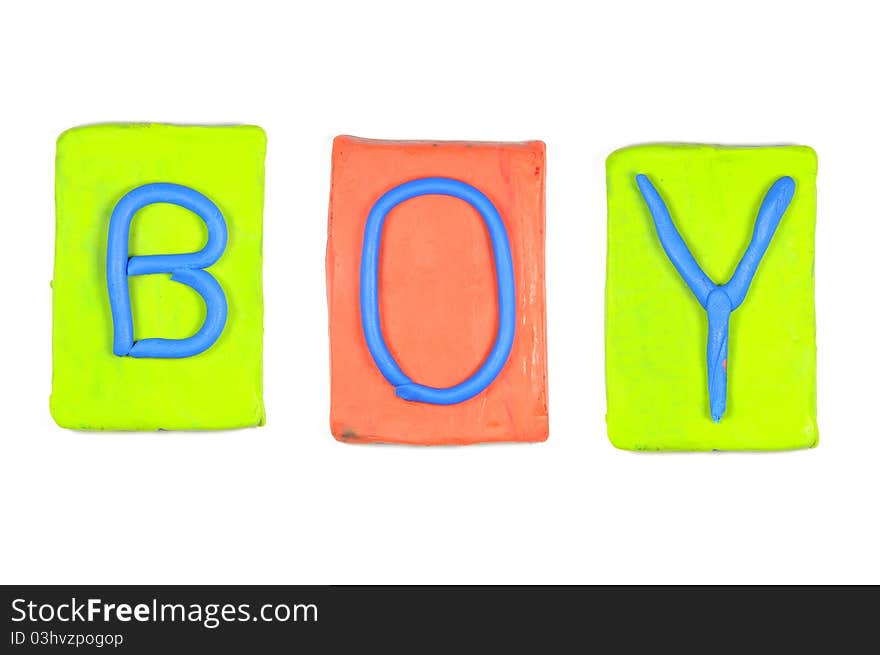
1;0;877;584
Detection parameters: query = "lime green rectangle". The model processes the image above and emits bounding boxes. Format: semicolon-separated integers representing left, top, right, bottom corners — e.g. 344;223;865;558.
605;144;818;451
51;123;266;430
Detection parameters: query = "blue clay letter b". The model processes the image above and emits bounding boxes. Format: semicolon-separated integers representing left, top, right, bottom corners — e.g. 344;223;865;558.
106;183;229;359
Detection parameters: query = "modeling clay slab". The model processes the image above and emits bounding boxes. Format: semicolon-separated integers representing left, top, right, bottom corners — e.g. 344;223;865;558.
51;124;266;430
605;144;818;451
327;136;548;445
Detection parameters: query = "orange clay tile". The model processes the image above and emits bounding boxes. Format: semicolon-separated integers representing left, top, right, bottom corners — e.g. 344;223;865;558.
326;136;548;445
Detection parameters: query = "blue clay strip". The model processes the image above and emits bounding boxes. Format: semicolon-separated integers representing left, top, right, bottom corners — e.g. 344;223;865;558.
107;183;228;359
722;177;795;308
359;177;516;405
635;174;795;423
706;289;732;422
127;269;228;359
635;175;715;307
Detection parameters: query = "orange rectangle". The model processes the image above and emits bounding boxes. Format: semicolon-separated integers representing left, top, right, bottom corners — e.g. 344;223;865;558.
326;136;548;445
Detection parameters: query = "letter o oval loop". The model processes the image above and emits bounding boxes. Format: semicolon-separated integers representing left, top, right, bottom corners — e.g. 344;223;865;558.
359;177;516;405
